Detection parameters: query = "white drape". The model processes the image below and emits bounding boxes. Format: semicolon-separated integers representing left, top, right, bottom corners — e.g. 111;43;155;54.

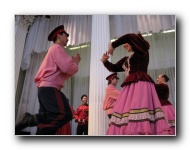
21;15;92;70
63;45;91;135
15;19;28;91
109;15;175;39
15;15;35;91
109;15;138;38
137;15;175;33
16;15;175;135
16;52;45;134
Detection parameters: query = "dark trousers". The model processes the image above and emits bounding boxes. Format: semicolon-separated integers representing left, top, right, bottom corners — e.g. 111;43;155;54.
77;125;88;135
35;87;72;135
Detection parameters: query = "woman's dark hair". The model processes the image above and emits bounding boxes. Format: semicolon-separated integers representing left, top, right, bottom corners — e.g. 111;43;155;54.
81;94;87;100
162;74;169;82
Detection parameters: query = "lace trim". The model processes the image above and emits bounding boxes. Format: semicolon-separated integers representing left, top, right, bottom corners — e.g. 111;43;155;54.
110;108;166;126
122;52;134;77
168;120;175;127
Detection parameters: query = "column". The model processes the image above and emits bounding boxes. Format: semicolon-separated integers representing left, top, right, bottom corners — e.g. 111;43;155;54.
88;15;110;135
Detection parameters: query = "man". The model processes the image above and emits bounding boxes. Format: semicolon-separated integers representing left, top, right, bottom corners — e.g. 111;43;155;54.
74;95;89;135
103;73;120;119
15;25;81;135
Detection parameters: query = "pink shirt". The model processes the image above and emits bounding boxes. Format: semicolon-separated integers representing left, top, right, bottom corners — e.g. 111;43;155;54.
103;84;120;115
34;44;78;90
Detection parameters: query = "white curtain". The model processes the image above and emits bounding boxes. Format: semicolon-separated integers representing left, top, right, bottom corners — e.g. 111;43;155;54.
15;18;28;91
16;52;45;134
63;45;91;135
21;15;92;70
109;15;175;39
137;15;175;33
16;15;175;135
109;15;138;38
146;32;175;106
15;15;35;91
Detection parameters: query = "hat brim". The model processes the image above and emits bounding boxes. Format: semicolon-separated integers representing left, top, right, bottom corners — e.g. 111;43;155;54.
48;25;69;41
62;31;69;37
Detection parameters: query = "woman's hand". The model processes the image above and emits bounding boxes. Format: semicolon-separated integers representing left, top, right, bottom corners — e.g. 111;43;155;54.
107;42;115;55
101;52;110;62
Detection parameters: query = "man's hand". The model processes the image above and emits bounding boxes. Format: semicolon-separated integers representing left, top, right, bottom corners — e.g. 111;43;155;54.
72;53;81;65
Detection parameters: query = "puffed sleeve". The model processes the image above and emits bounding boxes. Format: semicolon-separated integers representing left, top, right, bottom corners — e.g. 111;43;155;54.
51;45;78;75
112;33;150;56
103;56;127;72
103;86;120;110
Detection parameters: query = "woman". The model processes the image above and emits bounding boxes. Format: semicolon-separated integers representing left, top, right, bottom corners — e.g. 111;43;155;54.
155;74;175;135
101;33;171;135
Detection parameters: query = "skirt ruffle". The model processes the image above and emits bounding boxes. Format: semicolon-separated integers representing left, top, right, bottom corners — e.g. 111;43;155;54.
106;81;172;135
162;105;175;135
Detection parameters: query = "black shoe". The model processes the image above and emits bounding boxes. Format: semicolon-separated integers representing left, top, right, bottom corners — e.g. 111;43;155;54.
15;112;37;134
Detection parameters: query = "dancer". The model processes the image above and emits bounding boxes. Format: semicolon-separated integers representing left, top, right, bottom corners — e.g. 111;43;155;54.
74;95;89;135
101;33;170;135
155;74;175;135
103;73;120;119
15;25;81;135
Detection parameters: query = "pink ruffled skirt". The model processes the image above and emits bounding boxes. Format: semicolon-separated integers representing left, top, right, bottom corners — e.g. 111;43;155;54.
106;81;171;135
162;105;175;135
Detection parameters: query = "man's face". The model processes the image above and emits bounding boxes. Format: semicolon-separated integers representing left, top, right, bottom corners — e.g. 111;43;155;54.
82;96;87;104
157;75;164;84
59;33;69;46
111;78;119;86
